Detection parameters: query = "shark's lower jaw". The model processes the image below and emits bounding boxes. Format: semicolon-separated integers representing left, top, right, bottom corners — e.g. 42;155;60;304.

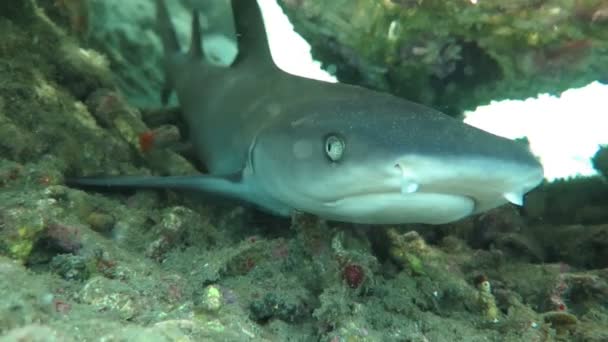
321;192;475;225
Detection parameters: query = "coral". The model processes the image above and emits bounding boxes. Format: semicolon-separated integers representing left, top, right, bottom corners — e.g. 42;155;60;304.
199;285;223;313
342;263;365;289
475;275;499;322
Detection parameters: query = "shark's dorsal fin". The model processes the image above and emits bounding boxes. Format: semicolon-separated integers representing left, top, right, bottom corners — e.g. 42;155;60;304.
156;0;180;105
189;10;204;59
231;0;274;67
155;0;180;54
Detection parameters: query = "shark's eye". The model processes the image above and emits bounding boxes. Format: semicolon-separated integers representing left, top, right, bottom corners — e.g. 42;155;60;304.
325;135;345;162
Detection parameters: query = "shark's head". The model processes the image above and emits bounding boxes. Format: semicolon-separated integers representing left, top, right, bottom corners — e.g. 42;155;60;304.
249;86;544;224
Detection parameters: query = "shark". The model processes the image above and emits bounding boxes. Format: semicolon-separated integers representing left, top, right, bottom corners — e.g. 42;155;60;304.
67;0;544;225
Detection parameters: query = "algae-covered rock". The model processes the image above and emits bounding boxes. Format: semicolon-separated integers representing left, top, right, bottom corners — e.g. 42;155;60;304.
592;145;608;178
543;310;578;335
3;0;608;341
249;292;308;323
199;285;223;313
279;0;608;115
42;0;608;116
387;229;430;275
79;276;141;320
534;224;608;268
0;324;70;342
525;176;608;225
49;254;90;281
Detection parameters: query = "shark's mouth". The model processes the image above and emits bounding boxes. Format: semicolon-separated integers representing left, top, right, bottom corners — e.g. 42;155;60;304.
322;192;475;225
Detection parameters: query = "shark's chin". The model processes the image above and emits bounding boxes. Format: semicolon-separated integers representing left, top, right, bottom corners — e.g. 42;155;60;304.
321;192;475;225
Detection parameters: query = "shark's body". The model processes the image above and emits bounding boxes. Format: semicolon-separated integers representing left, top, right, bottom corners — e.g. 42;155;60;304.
68;0;544;224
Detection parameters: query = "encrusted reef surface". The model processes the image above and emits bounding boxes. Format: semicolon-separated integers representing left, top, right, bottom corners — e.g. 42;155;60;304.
279;0;608;116
1;1;608;341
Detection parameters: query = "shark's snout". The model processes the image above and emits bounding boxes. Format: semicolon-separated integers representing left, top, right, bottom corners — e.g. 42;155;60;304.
314;151;544;224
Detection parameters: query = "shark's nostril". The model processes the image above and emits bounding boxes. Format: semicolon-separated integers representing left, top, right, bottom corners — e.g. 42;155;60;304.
395;163;419;194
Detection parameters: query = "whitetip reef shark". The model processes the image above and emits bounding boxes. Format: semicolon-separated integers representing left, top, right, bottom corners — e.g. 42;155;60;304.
67;0;544;225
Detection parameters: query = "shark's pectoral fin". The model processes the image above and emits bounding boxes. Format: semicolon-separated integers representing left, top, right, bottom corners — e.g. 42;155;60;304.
66;173;292;217
67;174;247;201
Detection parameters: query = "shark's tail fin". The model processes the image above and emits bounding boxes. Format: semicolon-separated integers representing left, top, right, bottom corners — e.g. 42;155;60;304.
155;0;205;105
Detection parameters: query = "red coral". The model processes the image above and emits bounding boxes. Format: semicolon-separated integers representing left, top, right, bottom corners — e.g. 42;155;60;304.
343;264;365;289
138;131;156;153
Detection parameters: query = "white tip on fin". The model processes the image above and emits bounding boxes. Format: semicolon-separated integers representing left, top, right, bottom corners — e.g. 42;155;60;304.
503;192;523;206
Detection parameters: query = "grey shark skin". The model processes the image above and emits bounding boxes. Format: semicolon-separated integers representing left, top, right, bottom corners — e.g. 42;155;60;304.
68;0;544;225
